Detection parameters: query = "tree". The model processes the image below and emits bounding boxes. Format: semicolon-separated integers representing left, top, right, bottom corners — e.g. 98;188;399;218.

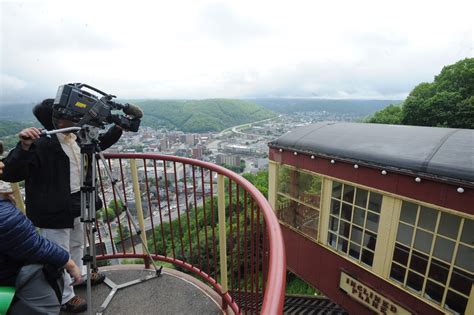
366;104;403;124
97;199;124;221
243;171;269;198
368;58;474;129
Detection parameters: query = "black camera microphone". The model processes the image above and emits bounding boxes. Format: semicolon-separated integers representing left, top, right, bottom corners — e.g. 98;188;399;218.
121;103;143;119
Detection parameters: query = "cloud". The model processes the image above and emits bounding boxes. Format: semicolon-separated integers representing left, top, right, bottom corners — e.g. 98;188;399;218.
0;0;473;104
196;2;272;45
0;74;27;91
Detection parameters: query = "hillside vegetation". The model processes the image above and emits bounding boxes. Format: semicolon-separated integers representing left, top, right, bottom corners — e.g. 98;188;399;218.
252;98;398;115
0;120;34;151
134;99;276;132
0;99;276;134
368;58;474;128
0;120;32;138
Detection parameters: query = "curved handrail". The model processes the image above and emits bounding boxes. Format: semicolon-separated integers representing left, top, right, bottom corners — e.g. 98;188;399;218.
100;153;286;314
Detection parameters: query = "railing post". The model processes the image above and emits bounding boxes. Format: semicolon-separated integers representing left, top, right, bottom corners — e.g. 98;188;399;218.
11;182;25;214
268;161;278;211
130;158;149;267
217;174;228;308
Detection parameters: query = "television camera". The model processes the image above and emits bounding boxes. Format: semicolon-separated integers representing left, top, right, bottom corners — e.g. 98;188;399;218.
53;83;142;132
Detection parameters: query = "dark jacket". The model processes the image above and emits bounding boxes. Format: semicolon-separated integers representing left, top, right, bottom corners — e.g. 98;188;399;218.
1;126;122;228
0;199;69;285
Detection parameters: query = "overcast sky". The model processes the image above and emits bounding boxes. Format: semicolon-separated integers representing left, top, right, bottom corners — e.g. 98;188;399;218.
0;0;472;104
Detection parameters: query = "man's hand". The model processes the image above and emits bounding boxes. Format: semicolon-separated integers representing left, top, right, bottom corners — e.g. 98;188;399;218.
18;127;42;151
64;259;82;286
0;161;4;176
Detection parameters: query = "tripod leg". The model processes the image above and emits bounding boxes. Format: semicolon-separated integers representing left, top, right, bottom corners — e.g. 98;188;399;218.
80;149;97;315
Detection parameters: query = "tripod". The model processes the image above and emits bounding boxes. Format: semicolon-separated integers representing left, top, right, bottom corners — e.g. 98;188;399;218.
44;126;162;315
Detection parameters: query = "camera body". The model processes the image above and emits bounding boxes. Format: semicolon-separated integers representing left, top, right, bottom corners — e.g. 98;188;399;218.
53;83;141;132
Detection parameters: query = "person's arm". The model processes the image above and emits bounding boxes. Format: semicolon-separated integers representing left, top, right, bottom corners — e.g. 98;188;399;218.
0;201;73;274
98;125;123;151
1;128;42;182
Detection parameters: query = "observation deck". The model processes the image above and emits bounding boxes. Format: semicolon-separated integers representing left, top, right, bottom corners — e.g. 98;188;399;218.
66;266;223;314
44;152;288;314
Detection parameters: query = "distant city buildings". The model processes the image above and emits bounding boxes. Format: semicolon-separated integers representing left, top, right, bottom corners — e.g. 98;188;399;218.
216;154;241;167
105;111;358;175
192;146;203;160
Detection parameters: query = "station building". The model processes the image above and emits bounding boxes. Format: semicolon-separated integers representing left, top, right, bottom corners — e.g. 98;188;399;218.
268;122;473;315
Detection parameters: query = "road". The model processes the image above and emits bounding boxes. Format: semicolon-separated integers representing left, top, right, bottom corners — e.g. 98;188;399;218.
216;115;281;137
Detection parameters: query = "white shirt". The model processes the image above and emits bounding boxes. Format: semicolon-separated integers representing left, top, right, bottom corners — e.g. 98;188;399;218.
57;133;81;194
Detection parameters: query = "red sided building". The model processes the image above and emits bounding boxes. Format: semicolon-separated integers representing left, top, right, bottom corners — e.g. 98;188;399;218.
268;122;473;315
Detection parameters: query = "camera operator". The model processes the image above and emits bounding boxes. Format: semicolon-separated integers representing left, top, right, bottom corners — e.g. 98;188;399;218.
1;98;124;313
1;143;82;314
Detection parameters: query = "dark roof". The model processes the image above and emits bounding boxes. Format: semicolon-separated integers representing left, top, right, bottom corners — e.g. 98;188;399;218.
269;122;474;183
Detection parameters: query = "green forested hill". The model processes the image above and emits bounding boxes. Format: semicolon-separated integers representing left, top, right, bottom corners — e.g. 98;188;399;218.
0;120;32;137
134;99;276;132
0;119;34;151
0;99;276;133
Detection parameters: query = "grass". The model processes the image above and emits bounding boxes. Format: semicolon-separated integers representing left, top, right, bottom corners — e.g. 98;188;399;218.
285;272;319;296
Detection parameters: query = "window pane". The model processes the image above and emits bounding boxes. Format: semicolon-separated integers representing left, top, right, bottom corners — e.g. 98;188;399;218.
339;220;350;238
349;242;361;260
400;201;417;225
278;166;323;208
298;172;322;208
396;223;414;246
418;206;437;231
353;207;365;227
424;280;443;305
455;244;474;273
428;258;450;284
406;271;423;292
363;231;377;251
444;290;468;315
460;219;474;245
341;203;352;221
299;208;319;239
414;229;433;254
433;236;455;263
368;192;382;213
327;182;385;271
393;243;409;265
390;263;406;283
355;188;368;208
366;212;379;233
438;212;461;240
450;268;473;296
328;232;337;247
296;171;313;199
338;237;348;253
361;249;374;266
276;194;294;222
277;166;292;195
329;216;339;232
410;250;428;275
309;176;322;208
330;199;341;216
350;226;363;244
332;181;342;199
342;184;355;203
277;197;297;226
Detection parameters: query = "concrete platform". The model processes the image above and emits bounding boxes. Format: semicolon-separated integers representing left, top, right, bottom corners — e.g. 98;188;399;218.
61;266;223;315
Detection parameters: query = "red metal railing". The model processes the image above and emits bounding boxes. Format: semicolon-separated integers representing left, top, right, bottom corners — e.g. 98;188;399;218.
95;153;286;314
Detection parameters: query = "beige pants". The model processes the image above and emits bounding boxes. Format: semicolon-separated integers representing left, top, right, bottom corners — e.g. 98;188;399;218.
39;217;85;304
